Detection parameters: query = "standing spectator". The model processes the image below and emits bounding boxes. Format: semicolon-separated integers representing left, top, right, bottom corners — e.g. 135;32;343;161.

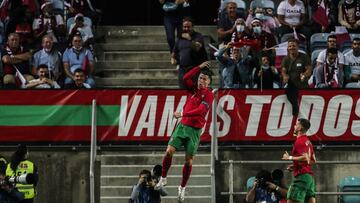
64;68;91;89
281;39;312;116
32;35;63;82
171;17;207;89
254;55;280;89
63;34;95;87
6;144;38;203
344;38;360;88
1;33;33;88
230;18;250;43
130;169;168;203
26;64;60;89
32;2;66;47
217;2;243;46
313;47;343;88
68;13;94;48
277;0;310;39
216;42;252;88
64;0;101;26
159;0;187;53
14;6;34;49
282;118;317;203
338;0;360;33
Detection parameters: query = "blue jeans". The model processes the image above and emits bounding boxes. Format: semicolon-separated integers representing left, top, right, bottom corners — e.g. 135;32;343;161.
164;15;182;52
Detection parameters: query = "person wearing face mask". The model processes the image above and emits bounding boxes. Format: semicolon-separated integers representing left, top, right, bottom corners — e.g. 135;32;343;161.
62;34;95;88
216;42;253;88
231;18;250;43
313;47;343;88
338;0;360;33
253;54;280;89
32;35;62;82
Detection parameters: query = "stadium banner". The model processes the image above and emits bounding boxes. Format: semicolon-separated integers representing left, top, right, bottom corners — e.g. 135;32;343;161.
0;89;359;143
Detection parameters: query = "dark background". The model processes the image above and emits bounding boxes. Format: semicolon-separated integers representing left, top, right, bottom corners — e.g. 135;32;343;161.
97;0;220;25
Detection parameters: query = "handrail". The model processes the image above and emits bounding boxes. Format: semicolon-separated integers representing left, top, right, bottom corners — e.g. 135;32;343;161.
220;159;360;202
211;88;219;203
90;99;97;203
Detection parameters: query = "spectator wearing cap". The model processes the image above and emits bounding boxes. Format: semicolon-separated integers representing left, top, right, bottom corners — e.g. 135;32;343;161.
338;0;360;33
277;0;310;39
32;1;66;47
68;13;94;48
63;34;95;88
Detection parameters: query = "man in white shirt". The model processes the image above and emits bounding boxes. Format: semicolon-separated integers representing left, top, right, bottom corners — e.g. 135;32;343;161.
345;38;360;88
69;13;94;47
277;0;310;39
26;64;60;89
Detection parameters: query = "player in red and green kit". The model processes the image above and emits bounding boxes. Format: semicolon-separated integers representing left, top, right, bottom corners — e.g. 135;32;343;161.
282;118;317;203
155;61;214;202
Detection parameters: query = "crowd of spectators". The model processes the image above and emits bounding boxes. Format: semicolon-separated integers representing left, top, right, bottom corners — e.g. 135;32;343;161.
0;0;99;89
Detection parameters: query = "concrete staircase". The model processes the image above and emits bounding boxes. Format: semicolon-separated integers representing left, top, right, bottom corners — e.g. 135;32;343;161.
94;26;219;88
100;151;212;203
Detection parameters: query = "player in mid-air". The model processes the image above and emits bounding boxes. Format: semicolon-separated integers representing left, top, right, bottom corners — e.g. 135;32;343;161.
282;118;317;203
155;61;214;202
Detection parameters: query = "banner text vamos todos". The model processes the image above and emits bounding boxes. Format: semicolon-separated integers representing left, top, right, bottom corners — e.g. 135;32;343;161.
0;89;359;142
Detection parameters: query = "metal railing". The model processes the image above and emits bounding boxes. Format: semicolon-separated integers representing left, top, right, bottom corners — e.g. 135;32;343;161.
211;89;219;203
90;99;97;203
220;160;360;203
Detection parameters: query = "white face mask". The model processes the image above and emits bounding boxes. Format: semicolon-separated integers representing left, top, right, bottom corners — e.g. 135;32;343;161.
261;65;270;70
236;25;245;32
253;26;262;34
345;0;354;4
255;13;264;19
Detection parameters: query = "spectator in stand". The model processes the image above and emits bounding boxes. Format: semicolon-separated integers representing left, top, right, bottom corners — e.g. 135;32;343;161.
26;64;60;89
171;17;207;89
246;7;279;33
64;0;101;26
313;47;344;88
1;33;33;89
309;0;338;33
344;38;360;88
230;18;250;43
159;0;188;53
32;1;66;48
68;13;94;48
281;39;312;116
316;35;344;72
14;6;34;49
216;42;252;88
253;54;280;89
63;34;95;88
32;35;63;83
64;68;91;89
277;0;310;39
217;1;243;46
338;0;360;33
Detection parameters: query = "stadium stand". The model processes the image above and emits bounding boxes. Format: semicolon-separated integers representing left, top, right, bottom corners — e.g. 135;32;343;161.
339;176;360;203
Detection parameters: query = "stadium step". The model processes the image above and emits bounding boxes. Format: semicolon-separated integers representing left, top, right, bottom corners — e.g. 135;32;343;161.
99;152;212;203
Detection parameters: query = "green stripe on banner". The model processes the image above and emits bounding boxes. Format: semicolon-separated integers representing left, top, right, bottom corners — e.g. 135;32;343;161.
0;105;120;126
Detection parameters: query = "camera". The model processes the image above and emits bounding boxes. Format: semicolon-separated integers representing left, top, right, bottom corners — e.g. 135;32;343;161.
0;174;35;186
255;177;268;189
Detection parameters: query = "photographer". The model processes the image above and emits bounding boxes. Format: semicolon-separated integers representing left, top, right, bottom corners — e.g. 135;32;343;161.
245;169;287;203
0;155;24;203
130;169;168;203
6;145;38;203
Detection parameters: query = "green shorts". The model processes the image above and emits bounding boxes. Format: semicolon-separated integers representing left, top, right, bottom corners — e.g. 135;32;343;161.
287;173;316;202
168;123;202;156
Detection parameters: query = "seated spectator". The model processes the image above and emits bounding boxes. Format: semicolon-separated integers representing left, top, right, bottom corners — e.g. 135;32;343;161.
309;0;338;33
253;54;280;89
130;169;168;203
32;35;63;82
344;38;360;88
246;7;279;33
33;2;66;47
64;0;101;26
313;47;344;88
277;0;310;39
216;42;253;88
245;169;287;203
338;0;360;33
68;13;94;48
14;6;34;49
316;35;345;71
63;34;95;87
217;1;244;46
231;18;250;43
64;68;90;89
1;33;33;89
26;64;60;89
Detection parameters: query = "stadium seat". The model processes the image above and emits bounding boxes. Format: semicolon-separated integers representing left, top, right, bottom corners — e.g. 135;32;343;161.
339;176;360;203
311;49;322;65
310;33;330;52
220;0;246;10
50;0;64;15
250;0;274;10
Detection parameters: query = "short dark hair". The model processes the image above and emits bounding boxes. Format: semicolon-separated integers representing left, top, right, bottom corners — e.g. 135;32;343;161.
74;68;85;74
353;38;360;42
327;47;338;55
288;38;299;44
200;68;214;83
255;169;272;182
37;64;49;70
298;118;311;133
328;35;337;40
139;169;151;177
183;16;194;25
